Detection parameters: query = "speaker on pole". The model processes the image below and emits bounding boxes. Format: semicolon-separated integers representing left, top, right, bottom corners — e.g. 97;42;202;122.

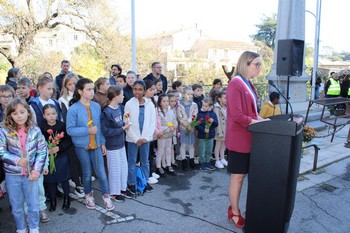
276;39;305;77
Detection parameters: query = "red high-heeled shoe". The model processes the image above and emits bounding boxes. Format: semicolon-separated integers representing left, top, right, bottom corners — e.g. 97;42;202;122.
227;205;245;229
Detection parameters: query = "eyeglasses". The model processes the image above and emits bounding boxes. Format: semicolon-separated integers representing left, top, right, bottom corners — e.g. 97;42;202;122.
0;95;13;100
249;62;262;68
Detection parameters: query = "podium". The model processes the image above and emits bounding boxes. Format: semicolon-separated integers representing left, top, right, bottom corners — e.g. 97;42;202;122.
243;115;304;233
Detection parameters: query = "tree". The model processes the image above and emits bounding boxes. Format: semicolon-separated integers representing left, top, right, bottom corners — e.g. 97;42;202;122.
0;0;116;69
251;14;277;49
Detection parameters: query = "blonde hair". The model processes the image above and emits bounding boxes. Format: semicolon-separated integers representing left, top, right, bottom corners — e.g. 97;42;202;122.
36;74;53;89
233;51;260;78
60;73;79;100
2;98;34;132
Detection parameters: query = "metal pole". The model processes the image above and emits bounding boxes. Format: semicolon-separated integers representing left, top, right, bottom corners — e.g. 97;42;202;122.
131;0;136;72
311;0;322;100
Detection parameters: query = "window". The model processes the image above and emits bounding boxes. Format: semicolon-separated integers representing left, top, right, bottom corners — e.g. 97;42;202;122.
49;39;53;46
74;35;78;40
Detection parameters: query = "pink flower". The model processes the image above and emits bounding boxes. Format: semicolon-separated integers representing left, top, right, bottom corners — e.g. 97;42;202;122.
49;136;52;141
177;132;181;137
59;132;64;138
47;129;53;134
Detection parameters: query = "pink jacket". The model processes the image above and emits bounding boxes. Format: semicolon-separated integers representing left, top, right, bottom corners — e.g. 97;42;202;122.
225;76;258;153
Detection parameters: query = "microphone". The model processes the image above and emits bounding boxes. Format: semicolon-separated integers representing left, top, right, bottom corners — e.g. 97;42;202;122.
268;80;294;121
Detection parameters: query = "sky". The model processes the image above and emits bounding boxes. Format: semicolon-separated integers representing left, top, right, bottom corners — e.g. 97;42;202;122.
115;0;350;53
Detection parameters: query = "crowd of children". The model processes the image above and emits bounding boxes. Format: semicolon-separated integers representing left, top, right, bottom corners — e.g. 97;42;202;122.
0;65;230;233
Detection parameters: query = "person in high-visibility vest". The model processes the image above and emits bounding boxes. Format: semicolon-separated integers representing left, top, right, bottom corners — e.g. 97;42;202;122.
324;72;341;98
340;70;350;98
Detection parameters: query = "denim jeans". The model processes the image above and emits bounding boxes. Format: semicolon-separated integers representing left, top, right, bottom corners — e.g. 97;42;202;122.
6;174;39;231
24;173;46;212
199;138;214;163
75;147;109;195
127;142;150;185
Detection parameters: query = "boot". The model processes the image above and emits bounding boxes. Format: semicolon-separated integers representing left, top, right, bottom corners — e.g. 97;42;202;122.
62;196;70;210
189;158;195;169
182;159;188;171
49;198;57;212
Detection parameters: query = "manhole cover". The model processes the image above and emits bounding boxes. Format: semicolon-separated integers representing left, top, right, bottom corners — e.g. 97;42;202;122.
319;184;337;192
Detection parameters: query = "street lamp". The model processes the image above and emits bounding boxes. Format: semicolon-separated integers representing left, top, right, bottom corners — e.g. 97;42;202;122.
306;0;322;100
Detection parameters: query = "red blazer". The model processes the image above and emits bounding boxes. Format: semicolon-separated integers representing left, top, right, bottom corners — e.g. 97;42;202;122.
225;76;258;153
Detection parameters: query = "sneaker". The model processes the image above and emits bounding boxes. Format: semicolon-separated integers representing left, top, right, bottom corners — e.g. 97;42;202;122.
121;190;132;199
167;166;176;176
40;210;50;223
144;184;153;193
176;155;182;161
206;162;216;171
148;177;158;184
29;228;39;233
68;179;76;188
200;163;209;171
74;188;85;198
111;194;125;203
16;229;28;233
215;160;224;169
91;176;96;181
127;185;136;195
194;158;200;164
171;162;179;168
156;167;166;177
152;172;160;179
220;158;228;166
85;195;96;210
103;196;114;211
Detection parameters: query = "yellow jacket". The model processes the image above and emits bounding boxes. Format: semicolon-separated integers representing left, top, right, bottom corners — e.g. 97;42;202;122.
259;101;281;119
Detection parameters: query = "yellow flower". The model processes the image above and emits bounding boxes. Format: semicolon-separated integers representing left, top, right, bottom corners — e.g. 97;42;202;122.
9;132;17;137
87;120;94;126
167;122;174;127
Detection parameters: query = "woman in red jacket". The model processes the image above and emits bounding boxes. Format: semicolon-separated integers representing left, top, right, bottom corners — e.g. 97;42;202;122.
226;51;265;229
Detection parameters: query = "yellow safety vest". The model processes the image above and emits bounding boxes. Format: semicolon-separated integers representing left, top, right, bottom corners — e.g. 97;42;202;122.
348;87;350;96
327;78;340;95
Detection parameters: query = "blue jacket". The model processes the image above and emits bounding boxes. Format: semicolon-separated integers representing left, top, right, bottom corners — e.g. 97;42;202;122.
101;105;125;150
29;97;62;125
66;101;106;148
0;126;47;175
195;109;218;139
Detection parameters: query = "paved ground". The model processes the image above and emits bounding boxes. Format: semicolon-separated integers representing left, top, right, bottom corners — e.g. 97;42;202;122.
0;126;349;233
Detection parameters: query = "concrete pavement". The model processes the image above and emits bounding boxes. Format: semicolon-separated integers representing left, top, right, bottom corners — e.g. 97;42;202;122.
0;125;349;233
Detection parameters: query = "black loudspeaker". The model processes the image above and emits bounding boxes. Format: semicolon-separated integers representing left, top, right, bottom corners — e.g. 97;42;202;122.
276;39;304;76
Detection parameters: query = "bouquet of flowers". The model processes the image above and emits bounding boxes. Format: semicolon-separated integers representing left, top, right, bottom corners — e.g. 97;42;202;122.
186;115;202;135
204;115;214;139
46;129;64;174
303;125;317;143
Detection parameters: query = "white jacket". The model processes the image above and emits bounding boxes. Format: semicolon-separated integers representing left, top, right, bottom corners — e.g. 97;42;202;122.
124;97;156;143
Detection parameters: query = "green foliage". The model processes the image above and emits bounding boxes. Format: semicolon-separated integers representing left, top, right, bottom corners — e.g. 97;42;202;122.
251;41;274;104
0;55;11;84
251;14;277;49
70;44;105;81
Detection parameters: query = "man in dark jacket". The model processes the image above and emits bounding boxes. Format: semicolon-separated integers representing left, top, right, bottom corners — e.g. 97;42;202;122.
144;62;168;93
55;60;71;94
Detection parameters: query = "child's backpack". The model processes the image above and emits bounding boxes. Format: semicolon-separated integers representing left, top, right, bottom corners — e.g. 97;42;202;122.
135;163;147;195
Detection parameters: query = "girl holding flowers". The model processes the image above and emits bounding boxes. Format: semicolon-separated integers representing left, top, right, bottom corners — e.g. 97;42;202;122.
66;78;114;211
0;98;47;233
177;86;198;171
156;94;176;176
39;104;71;212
